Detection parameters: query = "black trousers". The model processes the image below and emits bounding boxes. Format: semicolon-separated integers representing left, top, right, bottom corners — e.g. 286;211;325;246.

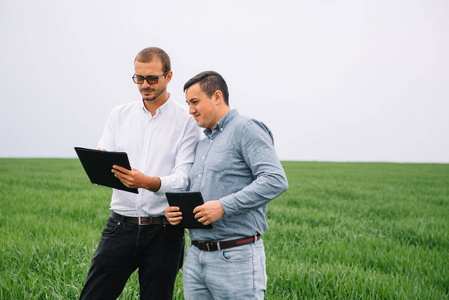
80;216;185;300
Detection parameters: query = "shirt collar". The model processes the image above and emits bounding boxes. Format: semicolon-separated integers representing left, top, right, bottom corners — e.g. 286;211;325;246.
204;109;238;138
141;94;173;116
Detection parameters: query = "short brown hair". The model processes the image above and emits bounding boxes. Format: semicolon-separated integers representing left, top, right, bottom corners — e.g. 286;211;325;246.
135;47;171;73
183;71;229;106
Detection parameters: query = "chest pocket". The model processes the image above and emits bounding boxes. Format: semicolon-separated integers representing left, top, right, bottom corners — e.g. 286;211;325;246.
207;144;236;172
207;143;252;182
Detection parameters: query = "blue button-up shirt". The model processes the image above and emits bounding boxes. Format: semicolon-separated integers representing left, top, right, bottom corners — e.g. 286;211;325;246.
188;109;288;241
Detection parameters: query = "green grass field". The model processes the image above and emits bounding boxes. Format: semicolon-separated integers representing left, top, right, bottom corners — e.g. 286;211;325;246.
0;159;448;299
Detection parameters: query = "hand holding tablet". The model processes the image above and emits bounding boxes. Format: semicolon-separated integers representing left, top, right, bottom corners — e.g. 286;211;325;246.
166;192;213;229
74;147;138;194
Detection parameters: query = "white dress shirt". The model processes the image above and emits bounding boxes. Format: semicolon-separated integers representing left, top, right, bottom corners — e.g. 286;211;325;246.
98;97;201;216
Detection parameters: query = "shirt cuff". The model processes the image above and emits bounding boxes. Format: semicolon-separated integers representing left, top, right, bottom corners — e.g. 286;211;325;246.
154;175;188;195
220;194;239;216
154;176;169;195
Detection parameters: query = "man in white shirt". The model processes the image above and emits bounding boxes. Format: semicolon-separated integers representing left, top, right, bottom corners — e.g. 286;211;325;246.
80;47;201;300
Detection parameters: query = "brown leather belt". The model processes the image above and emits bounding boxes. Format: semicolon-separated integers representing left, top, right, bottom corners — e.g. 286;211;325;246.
111;211;170;225
191;235;261;251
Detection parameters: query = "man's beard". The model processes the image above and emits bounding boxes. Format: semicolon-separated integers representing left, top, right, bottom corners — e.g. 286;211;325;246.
142;86;165;102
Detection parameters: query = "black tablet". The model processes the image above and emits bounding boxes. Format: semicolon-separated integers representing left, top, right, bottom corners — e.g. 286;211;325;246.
74;147;138;194
166;192;212;229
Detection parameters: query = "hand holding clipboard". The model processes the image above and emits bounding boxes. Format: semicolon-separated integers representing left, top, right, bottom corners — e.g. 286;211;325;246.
166;192;213;229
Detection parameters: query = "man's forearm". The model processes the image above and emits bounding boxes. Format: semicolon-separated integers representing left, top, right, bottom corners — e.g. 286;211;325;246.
144;176;162;192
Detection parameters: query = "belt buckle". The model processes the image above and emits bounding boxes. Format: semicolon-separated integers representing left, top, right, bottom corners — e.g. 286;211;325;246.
138;216;150;225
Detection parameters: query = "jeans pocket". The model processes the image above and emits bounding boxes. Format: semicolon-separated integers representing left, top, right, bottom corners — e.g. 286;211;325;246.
220;245;252;263
101;219;119;236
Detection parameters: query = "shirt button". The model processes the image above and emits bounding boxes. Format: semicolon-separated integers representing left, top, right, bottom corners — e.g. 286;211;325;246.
209;140;213;143
202;156;205;160
220;128;223;131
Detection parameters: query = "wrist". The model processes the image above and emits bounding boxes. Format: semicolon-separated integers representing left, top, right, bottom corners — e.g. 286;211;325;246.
149;177;161;192
147;176;161;192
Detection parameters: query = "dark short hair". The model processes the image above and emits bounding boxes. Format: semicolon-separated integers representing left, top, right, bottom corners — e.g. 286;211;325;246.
183;71;229;106
135;47;171;73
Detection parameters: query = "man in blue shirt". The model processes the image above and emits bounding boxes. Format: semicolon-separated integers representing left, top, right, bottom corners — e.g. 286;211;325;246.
165;71;288;299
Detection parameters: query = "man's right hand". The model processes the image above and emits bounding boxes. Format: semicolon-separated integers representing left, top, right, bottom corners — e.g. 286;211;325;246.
164;206;183;226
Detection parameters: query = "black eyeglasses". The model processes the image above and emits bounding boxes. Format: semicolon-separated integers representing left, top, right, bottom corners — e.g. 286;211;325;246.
132;71;169;84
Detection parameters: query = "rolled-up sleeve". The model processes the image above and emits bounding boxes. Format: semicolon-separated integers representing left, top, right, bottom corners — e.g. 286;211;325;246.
156;117;201;194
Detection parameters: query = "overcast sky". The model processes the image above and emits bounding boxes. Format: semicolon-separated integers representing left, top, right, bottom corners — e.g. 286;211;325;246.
1;0;448;163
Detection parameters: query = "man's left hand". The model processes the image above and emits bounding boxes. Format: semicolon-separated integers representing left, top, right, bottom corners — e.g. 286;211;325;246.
193;200;225;225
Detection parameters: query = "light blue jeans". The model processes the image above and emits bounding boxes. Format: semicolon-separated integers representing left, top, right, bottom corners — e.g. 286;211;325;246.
183;238;266;300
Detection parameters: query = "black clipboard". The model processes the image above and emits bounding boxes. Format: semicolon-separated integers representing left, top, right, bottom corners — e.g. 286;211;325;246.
74;147;138;194
166;192;212;229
